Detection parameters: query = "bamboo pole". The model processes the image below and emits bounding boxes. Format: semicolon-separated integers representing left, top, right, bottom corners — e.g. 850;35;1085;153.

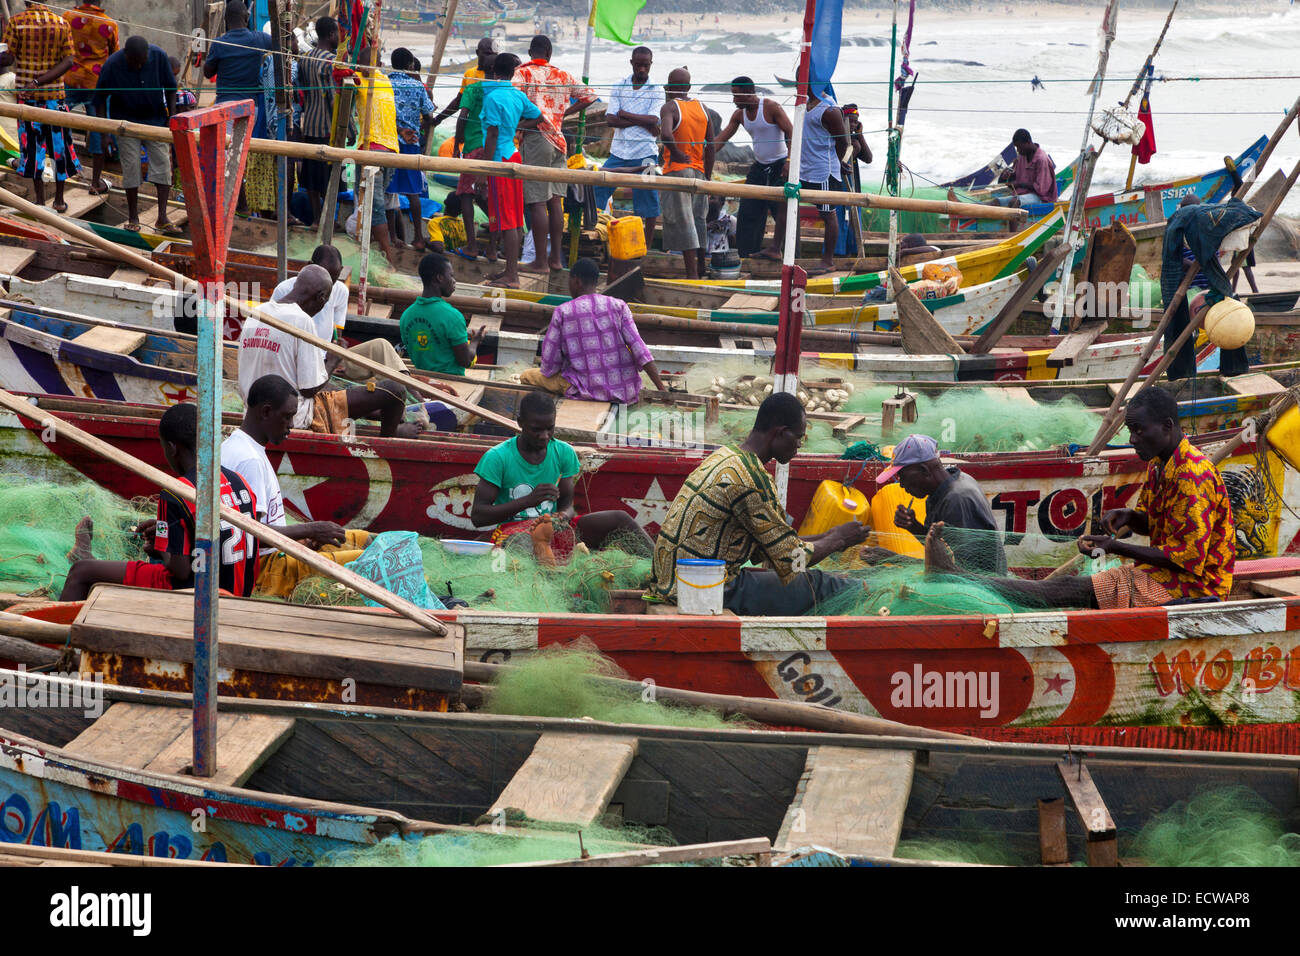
0;388;449;636
320;5;370;244
0;183;522;433
0;102;1024;221
462;660;975;741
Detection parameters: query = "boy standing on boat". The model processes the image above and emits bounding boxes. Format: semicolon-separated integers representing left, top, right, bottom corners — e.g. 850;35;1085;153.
651;393;868;615
519;256;665;403
386;47;437;249
712;76;791;261
595;46;663;252
659;67;716;280
1;1;81;213
92;35;178;235
797;90;849;276
480;52;543;288
62;0;117;196
997;128;1058;207
60;402;260;600
470;390;654;557
925;387;1234;610
295;16;341;227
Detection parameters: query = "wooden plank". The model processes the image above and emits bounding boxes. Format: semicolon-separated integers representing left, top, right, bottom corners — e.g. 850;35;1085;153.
0;245;36;275
1143;190;1165;224
503;837;773;867
488;732;638;826
1247;169;1289;217
1223;372;1286;397
554;398;614;433
71;325;148;355
602;266;645;304
1047;320;1107;368
1248;575;1300;598
63;701;191;768
646;604;738;618
722;293;779;311
1056;758;1117;867
970;243;1072;354
145;712;295;786
0;843;245;867
774;746;915;857
1038;797;1069;865
890;268;965;355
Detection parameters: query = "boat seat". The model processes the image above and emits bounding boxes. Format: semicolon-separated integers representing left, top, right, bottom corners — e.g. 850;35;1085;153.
63;701;294;786
71;325;147;355
486;732;638;827
774;746;915;858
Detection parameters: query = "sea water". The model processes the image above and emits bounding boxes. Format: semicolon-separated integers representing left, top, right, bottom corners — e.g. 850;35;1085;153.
391;2;1300;219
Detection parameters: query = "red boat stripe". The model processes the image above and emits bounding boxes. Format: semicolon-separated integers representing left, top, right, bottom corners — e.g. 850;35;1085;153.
1063;608;1167;645
824;615;994;651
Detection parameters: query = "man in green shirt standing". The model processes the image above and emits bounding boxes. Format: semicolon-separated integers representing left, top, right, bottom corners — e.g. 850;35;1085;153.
451;51;495;260
470;390;653;558
400;253;484;375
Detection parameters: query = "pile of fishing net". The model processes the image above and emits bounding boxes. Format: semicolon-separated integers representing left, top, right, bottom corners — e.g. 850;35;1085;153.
0;475;153;597
479;642;748;730
1128;786;1300;866
814;563;1047;618
320;825;686;867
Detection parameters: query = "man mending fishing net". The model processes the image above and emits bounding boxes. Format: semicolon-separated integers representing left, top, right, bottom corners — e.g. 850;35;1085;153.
924;386;1235;609
650;392;868;615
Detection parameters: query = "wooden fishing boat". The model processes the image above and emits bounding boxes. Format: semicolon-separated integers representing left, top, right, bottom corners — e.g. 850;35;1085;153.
954;137;1267;234
7;661;1300;864
3;393;1296;567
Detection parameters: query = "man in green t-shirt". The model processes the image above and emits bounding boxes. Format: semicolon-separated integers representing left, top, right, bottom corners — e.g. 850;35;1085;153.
451;54;495;260
400;253;484;375
470;390;654;555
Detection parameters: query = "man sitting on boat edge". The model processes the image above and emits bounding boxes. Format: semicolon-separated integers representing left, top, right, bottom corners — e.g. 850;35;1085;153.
469;390;654;560
61;402;260;601
650;392;869;615
924;386;1235;609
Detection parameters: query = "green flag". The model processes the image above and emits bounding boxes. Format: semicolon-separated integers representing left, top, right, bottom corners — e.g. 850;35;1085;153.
593;0;645;46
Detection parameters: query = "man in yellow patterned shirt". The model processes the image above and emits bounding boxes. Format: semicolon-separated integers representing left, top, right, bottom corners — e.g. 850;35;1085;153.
651;393;868;615
926;386;1235;609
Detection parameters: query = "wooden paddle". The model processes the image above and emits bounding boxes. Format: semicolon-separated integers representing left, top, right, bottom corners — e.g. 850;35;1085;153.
0;388;450;636
0;184;522;434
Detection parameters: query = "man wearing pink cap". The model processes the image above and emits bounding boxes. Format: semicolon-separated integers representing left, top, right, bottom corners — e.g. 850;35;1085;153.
875;433;1006;575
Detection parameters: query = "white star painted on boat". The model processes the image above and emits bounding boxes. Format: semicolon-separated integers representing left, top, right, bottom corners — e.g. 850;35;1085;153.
622;478;672;527
276;453;328;521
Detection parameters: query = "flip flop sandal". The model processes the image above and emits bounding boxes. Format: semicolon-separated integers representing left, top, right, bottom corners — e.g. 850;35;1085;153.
122;221;142;233
52;202;69;214
156;222;184;236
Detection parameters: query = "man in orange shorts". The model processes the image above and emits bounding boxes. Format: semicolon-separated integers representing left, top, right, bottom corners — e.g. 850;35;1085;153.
923;386;1235;609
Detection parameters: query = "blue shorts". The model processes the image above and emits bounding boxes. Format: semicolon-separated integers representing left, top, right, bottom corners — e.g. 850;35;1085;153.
595;153;660;219
64;88;104;154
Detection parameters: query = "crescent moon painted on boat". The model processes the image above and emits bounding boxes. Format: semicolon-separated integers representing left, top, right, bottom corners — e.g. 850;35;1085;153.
346;443;394;528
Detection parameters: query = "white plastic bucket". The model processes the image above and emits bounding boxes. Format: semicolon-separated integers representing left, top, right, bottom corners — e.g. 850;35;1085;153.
675;559;727;615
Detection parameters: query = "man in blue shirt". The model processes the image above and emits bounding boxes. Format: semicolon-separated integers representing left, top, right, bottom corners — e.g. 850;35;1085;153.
386;46;436;250
480;53;541;289
203;0;273;212
93;35;178;234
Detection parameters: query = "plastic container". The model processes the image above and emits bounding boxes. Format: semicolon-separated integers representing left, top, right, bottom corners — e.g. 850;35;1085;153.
1267;405;1300;473
798;480;870;537
675;558;726;615
609;216;647;260
869;483;927;558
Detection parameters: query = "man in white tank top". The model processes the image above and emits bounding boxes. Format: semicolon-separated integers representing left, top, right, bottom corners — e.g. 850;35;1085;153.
712;76;792;261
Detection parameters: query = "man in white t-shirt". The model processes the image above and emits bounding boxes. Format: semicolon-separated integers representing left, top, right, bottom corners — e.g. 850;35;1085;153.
593;45;664;251
270;244;349;343
238;265;419;438
221;373;347;548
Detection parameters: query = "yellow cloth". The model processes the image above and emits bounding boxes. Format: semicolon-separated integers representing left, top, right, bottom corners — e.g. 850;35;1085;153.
253;529;372;599
310;389;352;435
459;65;485;92
428;214;467;248
353;71;400;153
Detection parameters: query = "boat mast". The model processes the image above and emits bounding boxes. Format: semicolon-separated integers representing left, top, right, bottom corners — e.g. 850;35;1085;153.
774;0;817;507
568;0;596;265
1123;0;1178;190
884;0;899;300
1045;0;1118;332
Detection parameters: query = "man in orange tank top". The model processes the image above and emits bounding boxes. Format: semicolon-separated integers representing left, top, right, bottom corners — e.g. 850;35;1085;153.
658;67;716;278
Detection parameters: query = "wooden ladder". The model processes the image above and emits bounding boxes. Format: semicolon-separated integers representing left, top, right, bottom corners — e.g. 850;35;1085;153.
63;702;295;787
774;746;916;858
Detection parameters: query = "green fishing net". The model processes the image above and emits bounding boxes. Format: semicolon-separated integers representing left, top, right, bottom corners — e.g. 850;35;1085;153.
815;564;1044;618
321;823;682;868
1128;786;1300;867
480;643;748;730
0;475;153;597
895;835;1027;866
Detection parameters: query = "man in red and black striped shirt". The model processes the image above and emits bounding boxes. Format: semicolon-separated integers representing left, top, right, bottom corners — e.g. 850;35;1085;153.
60;403;260;600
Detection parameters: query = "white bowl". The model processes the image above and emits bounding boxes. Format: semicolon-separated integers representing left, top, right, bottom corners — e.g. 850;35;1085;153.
439;539;496;556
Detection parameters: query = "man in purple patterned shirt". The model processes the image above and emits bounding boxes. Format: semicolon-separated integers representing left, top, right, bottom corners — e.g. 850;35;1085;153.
519;258;666;404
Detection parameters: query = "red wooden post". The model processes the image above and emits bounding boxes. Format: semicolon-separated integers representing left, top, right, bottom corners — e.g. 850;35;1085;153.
169;100;254;778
